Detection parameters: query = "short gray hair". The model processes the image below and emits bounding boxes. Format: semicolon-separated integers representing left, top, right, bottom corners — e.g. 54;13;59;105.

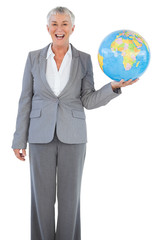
47;6;75;26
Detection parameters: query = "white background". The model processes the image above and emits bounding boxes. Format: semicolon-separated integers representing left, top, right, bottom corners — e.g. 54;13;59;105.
0;0;160;239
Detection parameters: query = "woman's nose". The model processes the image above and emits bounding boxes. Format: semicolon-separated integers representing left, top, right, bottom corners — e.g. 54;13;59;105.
56;26;63;32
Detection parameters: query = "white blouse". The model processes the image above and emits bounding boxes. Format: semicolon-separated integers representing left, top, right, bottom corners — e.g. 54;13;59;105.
46;43;72;96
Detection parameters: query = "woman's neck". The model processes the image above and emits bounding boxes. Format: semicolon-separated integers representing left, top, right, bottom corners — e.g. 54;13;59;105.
51;43;69;58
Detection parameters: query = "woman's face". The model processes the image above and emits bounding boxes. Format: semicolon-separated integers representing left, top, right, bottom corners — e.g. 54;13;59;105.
47;13;75;48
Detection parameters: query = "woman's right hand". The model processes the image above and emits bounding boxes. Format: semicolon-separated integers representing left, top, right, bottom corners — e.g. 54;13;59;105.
13;149;26;161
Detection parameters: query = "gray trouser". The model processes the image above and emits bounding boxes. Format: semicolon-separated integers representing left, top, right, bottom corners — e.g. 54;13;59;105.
29;129;86;240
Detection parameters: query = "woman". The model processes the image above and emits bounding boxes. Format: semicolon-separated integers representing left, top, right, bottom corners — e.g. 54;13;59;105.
12;6;138;240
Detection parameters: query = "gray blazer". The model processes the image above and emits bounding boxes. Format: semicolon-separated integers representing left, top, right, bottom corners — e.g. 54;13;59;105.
12;43;121;149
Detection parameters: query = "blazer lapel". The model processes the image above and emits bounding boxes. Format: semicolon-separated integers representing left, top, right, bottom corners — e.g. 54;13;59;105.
39;43;57;97
58;44;80;97
39;43;80;98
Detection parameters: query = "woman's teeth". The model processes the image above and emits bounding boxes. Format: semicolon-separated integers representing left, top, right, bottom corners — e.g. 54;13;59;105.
55;34;65;39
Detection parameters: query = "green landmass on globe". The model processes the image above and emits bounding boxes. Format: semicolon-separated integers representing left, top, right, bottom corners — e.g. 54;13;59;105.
98;30;150;81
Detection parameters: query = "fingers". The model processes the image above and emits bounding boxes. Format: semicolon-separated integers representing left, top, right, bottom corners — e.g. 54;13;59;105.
119;79;125;84
132;78;139;83
128;78;139;85
120;78;139;87
22;149;26;157
13;149;26;161
122;79;132;86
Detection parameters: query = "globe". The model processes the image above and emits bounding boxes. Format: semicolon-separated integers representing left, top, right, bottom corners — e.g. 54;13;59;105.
98;30;150;81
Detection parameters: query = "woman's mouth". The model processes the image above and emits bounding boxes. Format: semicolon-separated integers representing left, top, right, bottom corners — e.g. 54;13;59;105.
55;34;65;39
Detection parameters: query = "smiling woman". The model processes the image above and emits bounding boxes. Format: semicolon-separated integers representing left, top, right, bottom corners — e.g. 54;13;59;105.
46;8;75;70
47;14;75;46
12;6;138;240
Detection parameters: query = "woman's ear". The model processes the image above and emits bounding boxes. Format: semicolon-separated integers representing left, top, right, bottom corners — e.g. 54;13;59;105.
71;25;75;35
46;25;50;33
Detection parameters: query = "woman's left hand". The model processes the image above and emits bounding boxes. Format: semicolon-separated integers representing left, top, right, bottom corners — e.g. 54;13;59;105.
111;78;139;90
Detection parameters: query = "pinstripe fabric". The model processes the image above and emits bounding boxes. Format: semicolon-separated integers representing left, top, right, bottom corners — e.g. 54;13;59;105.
12;43;121;149
29;129;86;240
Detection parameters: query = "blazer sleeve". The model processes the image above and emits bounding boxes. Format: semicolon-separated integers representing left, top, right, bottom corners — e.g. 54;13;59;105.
11;52;33;149
80;54;121;110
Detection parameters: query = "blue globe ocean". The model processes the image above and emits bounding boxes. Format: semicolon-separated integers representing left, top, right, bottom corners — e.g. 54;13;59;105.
98;30;150;81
